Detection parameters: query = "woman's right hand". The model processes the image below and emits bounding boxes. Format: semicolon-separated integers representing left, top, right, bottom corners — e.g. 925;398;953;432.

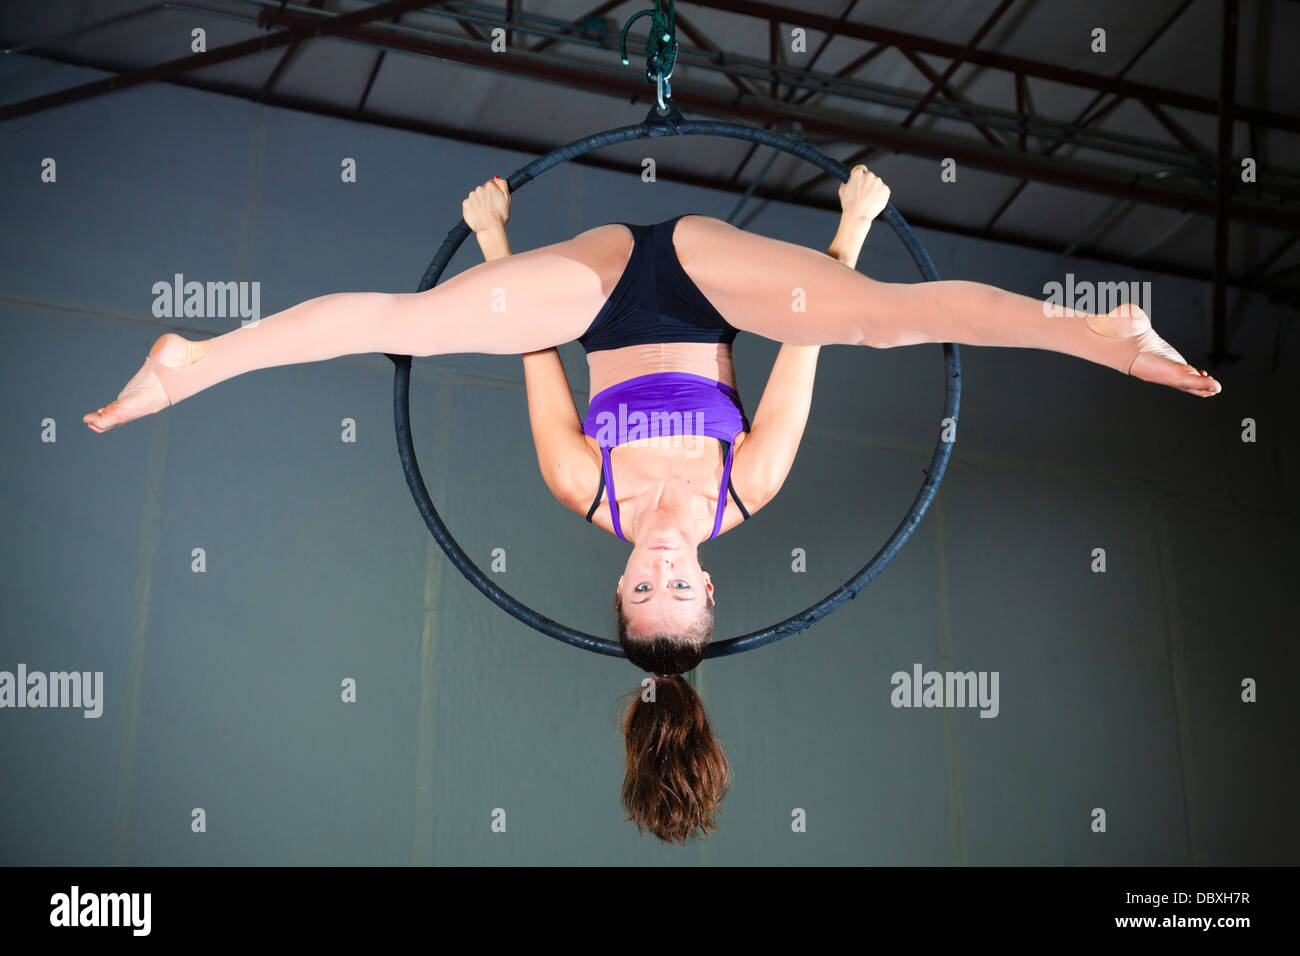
838;164;890;223
463;176;511;233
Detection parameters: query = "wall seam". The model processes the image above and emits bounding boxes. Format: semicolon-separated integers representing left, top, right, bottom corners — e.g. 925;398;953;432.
411;377;453;865
110;411;169;863
932;490;966;866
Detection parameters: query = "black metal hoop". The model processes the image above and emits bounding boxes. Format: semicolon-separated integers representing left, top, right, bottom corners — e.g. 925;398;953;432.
388;103;962;659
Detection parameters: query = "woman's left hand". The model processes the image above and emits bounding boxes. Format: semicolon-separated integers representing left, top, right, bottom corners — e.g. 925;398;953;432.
839;164;890;223
463;176;511;233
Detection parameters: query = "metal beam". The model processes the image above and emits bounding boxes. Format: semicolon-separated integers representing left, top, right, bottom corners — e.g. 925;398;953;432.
674;11;758;98
1141;98;1212;156
1247;235;1299;282
252;6;1247;219
983;0;1195;231
900;0;1015;128
356;10;405;116
1211;0;1240;364
678;0;1300;134
14;42;1290;302
277;10;1290;227
529;0;623;54
982;94;1128;231
898;48;1007;149
12;0;1293;188
258;0;327;102
768;17;780;100
0;0;435;120
800;0;861;76
791;41;888;107
1014;72;1030;150
423;0;487;43
7;1;1297;233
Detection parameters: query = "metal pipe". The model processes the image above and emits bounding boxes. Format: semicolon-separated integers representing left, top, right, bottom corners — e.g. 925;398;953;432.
726;127;800;223
7;0;1294;185
1061;197;1127;257
245;0;1300;183
1212;0;1240;364
680;0;1300;135
1130;211;1195;260
6;0;1298;232
246;6;1300;228
1;1;259;54
409;3;1222;169
1064;168;1207;257
141;0;1234;173
12;40;1283;296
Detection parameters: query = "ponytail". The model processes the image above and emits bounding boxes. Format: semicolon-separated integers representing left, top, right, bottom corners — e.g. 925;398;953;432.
615;598;730;843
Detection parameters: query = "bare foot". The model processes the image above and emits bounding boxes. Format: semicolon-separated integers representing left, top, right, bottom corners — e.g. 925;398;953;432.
83;334;209;433
1086;304;1222;397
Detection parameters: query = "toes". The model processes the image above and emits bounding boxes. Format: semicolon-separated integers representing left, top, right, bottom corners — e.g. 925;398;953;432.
93;402;121;428
1175;364;1221;395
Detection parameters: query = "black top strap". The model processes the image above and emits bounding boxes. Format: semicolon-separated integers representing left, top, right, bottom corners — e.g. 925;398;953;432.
585;458;605;521
728;477;751;520
587;450;748;522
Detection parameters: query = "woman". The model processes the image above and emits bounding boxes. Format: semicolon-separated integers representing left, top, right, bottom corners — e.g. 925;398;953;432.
83;166;1220;843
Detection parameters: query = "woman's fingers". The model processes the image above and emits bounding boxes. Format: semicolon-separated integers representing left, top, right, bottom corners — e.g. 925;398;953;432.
463;179;510;230
842;165;889;209
462;177;511;232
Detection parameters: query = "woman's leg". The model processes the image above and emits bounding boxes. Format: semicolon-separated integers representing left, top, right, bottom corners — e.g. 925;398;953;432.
673;216;1219;395
85;224;634;431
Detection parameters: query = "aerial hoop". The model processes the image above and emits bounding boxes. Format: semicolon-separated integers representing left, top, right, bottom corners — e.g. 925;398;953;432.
387;102;962;659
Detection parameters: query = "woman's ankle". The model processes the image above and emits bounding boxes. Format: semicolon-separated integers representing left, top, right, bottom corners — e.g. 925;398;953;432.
149;333;209;368
185;338;211;365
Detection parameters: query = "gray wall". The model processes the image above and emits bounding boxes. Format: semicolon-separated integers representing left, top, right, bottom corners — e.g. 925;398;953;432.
1;54;1296;865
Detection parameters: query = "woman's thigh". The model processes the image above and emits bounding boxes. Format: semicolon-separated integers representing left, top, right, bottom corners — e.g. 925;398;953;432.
408;221;634;355
672;214;911;348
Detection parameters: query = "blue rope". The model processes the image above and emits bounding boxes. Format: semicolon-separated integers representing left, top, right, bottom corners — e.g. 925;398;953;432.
388;108;961;659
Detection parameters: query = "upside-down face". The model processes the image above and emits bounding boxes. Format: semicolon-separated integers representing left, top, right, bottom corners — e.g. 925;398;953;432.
617;527;715;641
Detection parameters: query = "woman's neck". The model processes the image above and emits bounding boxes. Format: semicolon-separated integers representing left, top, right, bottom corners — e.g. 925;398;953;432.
587;342;736;396
624;480;713;546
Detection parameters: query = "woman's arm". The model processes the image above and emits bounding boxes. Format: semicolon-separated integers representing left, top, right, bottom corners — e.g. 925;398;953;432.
466;179;600;512
519;349;600;511
729;165;888;510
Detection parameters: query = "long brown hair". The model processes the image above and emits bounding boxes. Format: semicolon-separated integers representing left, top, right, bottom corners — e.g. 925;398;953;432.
615;596;731;844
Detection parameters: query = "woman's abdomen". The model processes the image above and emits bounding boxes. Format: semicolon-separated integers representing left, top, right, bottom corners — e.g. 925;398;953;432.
586;342;737;396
